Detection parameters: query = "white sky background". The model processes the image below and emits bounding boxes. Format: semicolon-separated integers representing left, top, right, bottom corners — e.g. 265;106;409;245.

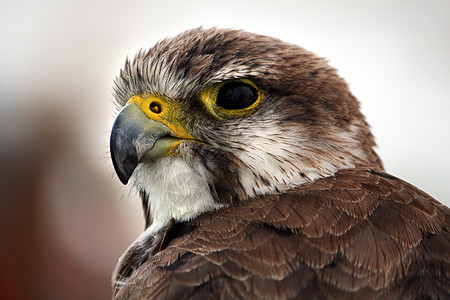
1;0;449;206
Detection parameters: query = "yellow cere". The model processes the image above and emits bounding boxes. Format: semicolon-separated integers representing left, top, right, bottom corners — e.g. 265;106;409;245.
126;95;195;140
200;79;263;120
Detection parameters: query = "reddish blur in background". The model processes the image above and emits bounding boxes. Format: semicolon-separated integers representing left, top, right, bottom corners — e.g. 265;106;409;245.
1;1;449;299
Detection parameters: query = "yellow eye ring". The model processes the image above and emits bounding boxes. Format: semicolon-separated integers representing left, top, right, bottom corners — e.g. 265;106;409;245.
200;79;263;119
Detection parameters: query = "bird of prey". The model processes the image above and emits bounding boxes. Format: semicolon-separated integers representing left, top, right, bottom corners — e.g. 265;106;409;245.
109;28;449;299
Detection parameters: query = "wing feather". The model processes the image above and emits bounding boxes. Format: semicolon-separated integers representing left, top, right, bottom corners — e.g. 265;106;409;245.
114;169;449;299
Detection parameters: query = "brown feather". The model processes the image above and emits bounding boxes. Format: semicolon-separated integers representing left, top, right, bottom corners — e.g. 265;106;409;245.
111;28;448;300
114;169;450;299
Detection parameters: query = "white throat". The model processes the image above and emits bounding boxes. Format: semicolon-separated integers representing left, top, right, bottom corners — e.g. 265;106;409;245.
132;156;220;233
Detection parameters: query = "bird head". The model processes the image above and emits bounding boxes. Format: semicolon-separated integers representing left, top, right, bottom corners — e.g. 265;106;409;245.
110;28;382;228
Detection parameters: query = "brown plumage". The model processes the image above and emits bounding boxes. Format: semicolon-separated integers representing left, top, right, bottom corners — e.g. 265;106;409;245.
109;28;449;299
113;169;449;299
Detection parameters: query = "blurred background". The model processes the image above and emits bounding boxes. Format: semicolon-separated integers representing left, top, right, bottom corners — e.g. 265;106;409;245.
0;0;449;299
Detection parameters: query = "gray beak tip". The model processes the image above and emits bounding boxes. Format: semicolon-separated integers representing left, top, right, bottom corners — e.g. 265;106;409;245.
110;103;171;185
110;143;135;184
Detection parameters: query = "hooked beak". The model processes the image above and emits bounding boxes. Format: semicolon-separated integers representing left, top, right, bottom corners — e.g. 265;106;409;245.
110;103;178;184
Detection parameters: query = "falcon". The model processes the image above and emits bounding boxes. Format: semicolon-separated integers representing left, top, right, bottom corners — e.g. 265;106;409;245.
109;28;449;299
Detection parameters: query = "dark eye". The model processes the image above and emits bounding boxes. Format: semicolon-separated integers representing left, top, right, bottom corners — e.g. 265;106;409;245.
216;82;259;110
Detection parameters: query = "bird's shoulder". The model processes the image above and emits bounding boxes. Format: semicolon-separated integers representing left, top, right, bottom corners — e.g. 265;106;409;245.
115;168;449;300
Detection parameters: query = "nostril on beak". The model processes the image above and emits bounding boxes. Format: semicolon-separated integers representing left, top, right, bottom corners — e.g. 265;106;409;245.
149;102;162;114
